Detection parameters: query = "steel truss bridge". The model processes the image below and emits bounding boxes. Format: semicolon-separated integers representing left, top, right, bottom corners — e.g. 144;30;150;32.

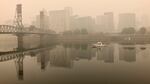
0;25;55;34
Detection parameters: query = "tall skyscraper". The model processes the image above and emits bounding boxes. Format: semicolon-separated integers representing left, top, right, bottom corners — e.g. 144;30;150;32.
33;10;49;29
49;7;72;33
118;13;136;32
96;12;114;33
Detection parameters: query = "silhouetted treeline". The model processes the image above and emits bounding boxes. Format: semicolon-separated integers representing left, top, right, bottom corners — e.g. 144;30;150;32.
62;28;88;35
121;27;147;34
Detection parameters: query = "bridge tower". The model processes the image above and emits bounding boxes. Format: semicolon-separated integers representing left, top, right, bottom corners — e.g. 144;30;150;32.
14;4;24;80
14;4;24;51
14;4;23;28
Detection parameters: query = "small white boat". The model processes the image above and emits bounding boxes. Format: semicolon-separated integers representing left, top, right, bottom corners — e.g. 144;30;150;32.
92;42;106;48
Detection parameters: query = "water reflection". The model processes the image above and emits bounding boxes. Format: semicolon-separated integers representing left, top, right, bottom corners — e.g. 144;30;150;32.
49;43;92;68
37;50;50;70
15;54;24;80
119;45;136;62
48;43;148;66
0;45;56;80
96;45;114;63
50;45;73;68
0;42;150;83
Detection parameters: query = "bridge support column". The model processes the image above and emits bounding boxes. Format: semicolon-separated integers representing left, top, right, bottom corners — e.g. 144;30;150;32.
16;34;24;51
40;34;45;48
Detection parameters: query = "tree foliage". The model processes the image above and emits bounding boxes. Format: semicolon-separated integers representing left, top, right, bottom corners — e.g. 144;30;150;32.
81;28;88;34
121;27;136;34
63;28;88;35
137;27;147;34
63;30;72;35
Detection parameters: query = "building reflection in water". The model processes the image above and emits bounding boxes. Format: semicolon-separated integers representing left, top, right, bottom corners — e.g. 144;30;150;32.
12;43;138;80
96;44;114;63
71;44;94;61
49;45;73;68
37;50;50;70
48;43;138;69
119;45;136;62
95;44;137;63
49;43;95;68
0;43;141;81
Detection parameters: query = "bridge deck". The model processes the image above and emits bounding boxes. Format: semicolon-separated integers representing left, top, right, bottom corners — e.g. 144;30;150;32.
0;25;56;35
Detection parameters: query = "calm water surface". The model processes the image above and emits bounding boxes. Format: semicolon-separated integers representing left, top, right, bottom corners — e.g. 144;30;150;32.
0;38;150;84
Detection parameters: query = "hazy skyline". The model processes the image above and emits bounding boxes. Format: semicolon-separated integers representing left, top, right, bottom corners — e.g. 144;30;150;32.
0;0;150;24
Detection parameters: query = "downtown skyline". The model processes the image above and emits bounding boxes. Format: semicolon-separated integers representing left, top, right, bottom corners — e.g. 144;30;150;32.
0;0;150;25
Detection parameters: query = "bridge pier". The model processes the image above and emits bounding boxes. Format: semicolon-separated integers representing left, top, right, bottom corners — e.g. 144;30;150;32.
16;34;24;51
40;34;45;48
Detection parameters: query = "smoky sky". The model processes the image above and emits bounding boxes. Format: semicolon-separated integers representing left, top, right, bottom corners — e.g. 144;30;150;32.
0;0;150;24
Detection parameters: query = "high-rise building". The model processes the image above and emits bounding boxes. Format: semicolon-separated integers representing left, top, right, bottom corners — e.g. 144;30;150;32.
140;15;150;28
118;13;136;32
33;10;49;29
34;15;40;28
96;12;114;33
49;7;72;33
71;16;95;33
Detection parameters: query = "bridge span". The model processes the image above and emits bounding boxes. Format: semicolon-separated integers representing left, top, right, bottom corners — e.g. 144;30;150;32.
0;25;55;35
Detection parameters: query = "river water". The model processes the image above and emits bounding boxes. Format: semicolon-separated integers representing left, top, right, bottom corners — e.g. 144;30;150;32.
0;37;150;84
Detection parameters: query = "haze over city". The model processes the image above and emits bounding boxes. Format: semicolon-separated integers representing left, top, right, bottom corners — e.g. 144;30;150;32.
1;0;150;84
0;0;150;25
